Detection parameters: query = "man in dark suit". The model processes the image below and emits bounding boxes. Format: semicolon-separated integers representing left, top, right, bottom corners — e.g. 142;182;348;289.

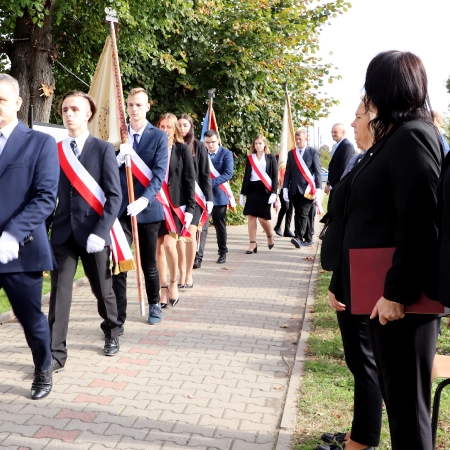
112;88;168;326
283;129;322;247
48;91;122;369
0;74;59;399
325;123;354;193
195;130;234;266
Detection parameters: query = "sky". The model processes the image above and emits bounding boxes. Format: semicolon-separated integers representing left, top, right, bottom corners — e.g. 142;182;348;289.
308;0;450;150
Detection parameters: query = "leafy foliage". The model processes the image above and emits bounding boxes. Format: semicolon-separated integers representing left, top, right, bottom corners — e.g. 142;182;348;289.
319;145;331;168
1;0;351;155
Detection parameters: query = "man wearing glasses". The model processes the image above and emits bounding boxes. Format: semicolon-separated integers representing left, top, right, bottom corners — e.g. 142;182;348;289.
195;130;234;266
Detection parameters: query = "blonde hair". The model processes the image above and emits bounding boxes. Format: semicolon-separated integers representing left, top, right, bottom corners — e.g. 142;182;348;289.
250;134;270;154
157;113;184;144
128;88;148;101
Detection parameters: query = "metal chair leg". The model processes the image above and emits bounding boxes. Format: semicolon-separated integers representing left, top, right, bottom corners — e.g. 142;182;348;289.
431;378;450;449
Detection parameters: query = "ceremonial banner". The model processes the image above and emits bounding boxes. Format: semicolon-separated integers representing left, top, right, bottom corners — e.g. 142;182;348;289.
279;88;295;187
87;36;121;146
200;107;220;142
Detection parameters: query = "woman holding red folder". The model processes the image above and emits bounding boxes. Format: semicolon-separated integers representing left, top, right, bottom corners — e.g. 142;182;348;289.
240;135;277;253
323;51;442;450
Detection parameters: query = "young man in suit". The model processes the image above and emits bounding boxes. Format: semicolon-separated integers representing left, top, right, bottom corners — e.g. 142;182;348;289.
324;123;354;193
48;91;122;370
195;129;234;266
0;74;59;400
283;129;322;247
112;88;168;326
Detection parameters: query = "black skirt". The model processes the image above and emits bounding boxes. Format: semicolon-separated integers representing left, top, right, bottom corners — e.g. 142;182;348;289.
192;204;203;227
243;180;272;220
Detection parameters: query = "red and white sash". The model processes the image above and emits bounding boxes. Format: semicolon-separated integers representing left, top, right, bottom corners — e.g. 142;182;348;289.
57;141;135;274
209;159;236;210
194;182;208;226
128;150;190;239
292;148;316;200
248;154;279;209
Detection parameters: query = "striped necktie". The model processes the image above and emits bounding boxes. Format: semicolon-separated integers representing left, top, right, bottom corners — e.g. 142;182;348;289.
70;139;80;159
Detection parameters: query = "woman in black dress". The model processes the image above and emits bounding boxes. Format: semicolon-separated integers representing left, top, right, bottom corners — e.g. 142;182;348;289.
240;135;277;253
156;113;195;308
176;114;213;288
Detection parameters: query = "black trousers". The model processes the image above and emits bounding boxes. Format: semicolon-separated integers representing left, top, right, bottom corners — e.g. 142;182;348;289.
292;192;314;242
112;212;160;325
366;314;440;450
275;195;293;232
49;234;120;367
196;205;228;260
337;310;382;447
0;272;52;371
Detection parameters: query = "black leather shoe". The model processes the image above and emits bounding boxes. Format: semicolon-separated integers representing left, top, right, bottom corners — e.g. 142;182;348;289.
290;237;301;248
103;338;120;356
193;258;201;269
51;357;64;373
283;230;295;238
315;444;374;450
301;240;314;247
217;254;226;264
274;226;283;237
321;432;347;444
31;369;52;400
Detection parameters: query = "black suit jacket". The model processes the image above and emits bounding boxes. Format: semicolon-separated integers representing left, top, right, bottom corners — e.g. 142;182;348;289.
328;121;441;307
168;142;196;214
283;146;322;197
49;135;122;247
193;140;212;202
328;138;354;187
241;153;278;195
0;121;59;273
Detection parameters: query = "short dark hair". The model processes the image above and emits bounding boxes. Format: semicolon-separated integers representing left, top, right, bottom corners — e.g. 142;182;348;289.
204;129;218;139
363;50;433;143
58;90;97;122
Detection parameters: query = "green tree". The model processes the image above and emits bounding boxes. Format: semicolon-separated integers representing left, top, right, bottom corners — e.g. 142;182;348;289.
319;145;331;168
1;0;351;155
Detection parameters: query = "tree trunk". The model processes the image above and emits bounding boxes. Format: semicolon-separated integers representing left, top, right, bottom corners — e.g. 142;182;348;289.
9;1;56;125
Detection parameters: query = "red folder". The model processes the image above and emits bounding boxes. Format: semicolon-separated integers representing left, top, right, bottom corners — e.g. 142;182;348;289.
349;247;445;315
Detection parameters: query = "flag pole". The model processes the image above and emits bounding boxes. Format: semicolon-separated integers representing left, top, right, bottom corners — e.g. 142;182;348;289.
105;8;146;317
207;88;215;130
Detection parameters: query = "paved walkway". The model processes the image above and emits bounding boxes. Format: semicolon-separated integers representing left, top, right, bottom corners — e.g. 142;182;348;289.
0;220;319;450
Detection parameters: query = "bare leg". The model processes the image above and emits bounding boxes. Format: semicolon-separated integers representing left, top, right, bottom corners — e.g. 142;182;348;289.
176;240;186;285
258;217;274;246
247;215;258;252
163;234;179;302
185;224;197;286
156;236;169;305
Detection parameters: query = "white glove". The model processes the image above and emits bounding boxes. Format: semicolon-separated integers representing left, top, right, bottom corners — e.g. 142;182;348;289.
86;233;105;253
206;201;214;214
184;212;193;228
127;197;149;216
315;188;323;201
283;188;290;203
117;143;137;167
239;194;245;206
268;193;277;204
0;231;19;264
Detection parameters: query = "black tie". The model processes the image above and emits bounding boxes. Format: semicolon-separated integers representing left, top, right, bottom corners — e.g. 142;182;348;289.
70;140;80;159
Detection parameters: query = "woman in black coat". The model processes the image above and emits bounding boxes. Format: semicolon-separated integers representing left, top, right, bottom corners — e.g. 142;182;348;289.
156;113;196;307
325;51;442;450
319;101;382;450
240;135;277;253
176;114;213;288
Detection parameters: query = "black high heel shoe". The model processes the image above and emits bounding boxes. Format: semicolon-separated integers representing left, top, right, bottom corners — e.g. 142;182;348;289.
267;234;274;250
169;280;179;306
246;241;257;254
160;285;169;309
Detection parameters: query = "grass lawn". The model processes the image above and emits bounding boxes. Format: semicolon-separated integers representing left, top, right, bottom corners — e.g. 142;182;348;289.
293;269;450;449
0;263;85;315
